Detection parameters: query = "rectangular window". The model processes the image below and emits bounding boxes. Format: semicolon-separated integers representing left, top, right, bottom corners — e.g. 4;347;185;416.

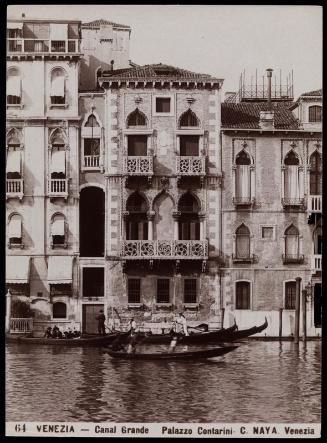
128;135;147;156
82;268;104;298
180;135;199;156
184;279;197;304
262;227;274;239
157;279;170;304
156;97;171;113
236;281;250;309
128;278;141;304
285;281;296;309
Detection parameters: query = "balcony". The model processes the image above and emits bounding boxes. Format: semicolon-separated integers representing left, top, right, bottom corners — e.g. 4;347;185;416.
282;198;305;208
49;179;68;199
311;254;322;273
282;254;304;264
7;38;80;55
307;195;322;213
6;179;24;200
123;156;153;176
83;155;100;170
10;318;33;334
176;156;205;176
121;240;208;259
232;254;256;263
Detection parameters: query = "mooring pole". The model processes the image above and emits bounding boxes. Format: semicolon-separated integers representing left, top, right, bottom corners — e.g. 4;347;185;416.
279;308;283;341
221;307;225;329
294;277;302;344
302;289;307;342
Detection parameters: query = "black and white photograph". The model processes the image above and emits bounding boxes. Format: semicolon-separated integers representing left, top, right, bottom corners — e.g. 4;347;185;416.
5;4;322;438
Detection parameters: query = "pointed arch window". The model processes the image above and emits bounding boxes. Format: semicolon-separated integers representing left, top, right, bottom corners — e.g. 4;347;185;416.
283;151;302;205
234;150;253;205
50;68;66;106
125;193;148;240
309;151;322;195
7;68;22;106
283;225;303;263
82;113;102;170
127;109;147;127
308;106;322;123
179;109;199;128
178;193;200;240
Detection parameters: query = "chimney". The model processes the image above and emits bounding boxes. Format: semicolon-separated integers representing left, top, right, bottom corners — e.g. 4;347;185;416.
266;68;273;108
110;60;114;71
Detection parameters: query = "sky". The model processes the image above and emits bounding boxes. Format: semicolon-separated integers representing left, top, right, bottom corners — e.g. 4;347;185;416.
8;4;322;99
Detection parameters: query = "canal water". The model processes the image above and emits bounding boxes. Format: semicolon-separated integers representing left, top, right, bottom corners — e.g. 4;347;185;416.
6;341;321;423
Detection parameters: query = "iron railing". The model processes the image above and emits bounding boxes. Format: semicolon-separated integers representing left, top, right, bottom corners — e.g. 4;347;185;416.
121;239;208;259
282;254;305;264
10;318;33;334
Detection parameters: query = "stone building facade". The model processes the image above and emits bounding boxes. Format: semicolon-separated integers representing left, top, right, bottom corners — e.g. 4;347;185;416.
6;18;322;337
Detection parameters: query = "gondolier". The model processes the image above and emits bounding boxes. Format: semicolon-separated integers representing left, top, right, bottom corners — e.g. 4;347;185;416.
95;310;106;336
176;312;189;336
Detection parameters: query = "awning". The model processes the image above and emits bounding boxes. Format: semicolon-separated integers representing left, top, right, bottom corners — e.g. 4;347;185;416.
7;76;21;97
51;219;65;236
50;76;65;97
8;217;22;238
6;150;21;174
48;256;73;284
6;256;30;284
7;22;23;30
50;23;68;40
50;150;65;173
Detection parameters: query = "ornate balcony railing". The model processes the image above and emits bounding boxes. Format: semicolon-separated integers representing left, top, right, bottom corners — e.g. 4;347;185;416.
49;179;68;198
84;155;100;169
176;156;205;175
121;240;208;259
233;197;254;206
311;254;322;272
10;318;33;334
6;179;24;199
282;254;305;264
123;156;153;175
7;38;80;54
308;195;322;213
282;198;305;208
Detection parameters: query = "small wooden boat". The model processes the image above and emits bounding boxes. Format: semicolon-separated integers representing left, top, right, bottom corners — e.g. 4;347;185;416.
107;345;238;360
225;317;268;341
138;323;238;345
5;332;126;347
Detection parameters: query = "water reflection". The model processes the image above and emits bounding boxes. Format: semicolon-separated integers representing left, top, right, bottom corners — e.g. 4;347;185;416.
6;341;321;423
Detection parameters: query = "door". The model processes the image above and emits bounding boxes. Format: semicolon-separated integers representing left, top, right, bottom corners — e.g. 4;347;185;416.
82;304;104;334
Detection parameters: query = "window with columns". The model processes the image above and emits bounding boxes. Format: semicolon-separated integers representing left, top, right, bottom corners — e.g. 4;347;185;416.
125;193;148;240
178;193;200;240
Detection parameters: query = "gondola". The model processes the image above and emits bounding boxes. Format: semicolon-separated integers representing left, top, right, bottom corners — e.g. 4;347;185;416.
224;317;268;341
5;331;127;347
107;345;238;360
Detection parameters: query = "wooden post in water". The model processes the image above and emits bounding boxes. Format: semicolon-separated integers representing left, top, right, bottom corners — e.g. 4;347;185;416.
294;277;301;344
279;308;283;341
221;308;225;329
302;289;307;342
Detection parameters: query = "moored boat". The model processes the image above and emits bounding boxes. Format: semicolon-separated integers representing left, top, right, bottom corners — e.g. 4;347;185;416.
5;332;127;346
225;317;268;341
107;345;238;360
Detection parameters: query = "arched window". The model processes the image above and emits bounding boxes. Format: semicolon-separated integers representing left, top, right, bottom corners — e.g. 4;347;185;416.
50;131;66;179
82;113;101;169
309;151;322;195
285;281;296;310
284;151;300;201
236;281;251;309
235;150;251;204
308;106;322;123
235;224;250;259
8;213;23;247
126;193;148;240
51;213;66;248
127;109;147;127
7;68;22;105
53;302;67;319
285;225;300;259
179;109;199;127
85;114;100;127
50;68;66;105
6;131;22;180
178;193;200;240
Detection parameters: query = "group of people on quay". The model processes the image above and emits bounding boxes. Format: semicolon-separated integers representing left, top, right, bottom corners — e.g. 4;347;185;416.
44;325;81;339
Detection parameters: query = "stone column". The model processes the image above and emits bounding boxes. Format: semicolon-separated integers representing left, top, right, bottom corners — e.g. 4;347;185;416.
198;212;206;240
172;211;180;240
6;290;12;333
294;277;301;344
147;211;155;241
